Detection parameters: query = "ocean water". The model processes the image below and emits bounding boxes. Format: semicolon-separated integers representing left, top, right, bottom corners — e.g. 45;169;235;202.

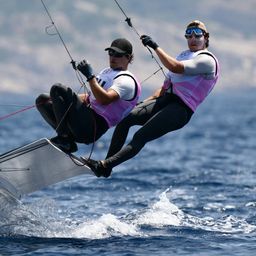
1;88;256;255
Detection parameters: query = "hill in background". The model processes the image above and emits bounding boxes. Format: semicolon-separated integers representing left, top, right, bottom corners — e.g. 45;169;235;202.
0;0;255;95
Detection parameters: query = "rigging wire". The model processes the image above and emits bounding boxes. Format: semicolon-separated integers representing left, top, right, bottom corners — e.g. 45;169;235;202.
40;0;88;94
40;0;97;159
0;104;35;107
0;2;84;124
41;0;73;63
113;0;167;81
0;104;36;122
1;1;165;161
0;1;95;160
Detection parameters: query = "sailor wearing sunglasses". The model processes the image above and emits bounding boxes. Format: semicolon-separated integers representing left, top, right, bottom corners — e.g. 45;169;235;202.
36;38;141;154
82;20;220;178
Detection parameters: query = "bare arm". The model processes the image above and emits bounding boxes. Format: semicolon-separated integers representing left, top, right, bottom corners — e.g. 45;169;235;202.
88;77;119;105
155;47;184;74
76;60;119;105
141;35;184;74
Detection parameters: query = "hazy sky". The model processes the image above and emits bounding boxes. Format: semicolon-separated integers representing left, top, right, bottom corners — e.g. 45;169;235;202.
0;0;255;94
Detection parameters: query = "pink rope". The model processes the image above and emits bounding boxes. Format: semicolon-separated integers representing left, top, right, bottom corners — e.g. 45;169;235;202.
0;104;36;122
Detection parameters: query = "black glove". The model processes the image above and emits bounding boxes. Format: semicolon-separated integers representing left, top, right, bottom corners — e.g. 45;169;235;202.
140;35;159;50
70;60;77;70
77;60;95;81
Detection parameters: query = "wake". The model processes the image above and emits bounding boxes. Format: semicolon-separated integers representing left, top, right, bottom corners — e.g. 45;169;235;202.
1;188;255;239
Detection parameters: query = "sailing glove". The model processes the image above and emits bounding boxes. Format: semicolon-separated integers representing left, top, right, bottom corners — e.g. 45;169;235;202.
141;35;159;50
77;60;95;81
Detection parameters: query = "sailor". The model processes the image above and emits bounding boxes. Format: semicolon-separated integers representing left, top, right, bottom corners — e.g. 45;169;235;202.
36;38;141;153
83;20;220;177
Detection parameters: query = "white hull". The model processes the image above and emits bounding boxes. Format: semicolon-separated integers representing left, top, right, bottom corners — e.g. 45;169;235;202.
0;138;94;199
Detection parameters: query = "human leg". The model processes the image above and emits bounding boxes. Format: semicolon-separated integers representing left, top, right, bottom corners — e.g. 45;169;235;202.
106;96;176;158
49;83;86;153
84;99;163;177
104;103;190;168
66;96;109;144
35;87;77;153
84;96;193;177
104;99;193;170
50;83;109;145
35;93;57;129
50;83;75;137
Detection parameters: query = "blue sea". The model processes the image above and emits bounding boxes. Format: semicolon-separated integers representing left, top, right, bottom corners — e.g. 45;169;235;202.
1;88;256;255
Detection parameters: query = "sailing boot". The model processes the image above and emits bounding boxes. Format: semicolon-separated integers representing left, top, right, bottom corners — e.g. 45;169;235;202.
50;136;78;154
80;157;112;178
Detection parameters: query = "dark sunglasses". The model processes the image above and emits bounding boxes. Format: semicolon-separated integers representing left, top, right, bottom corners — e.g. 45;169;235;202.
185;27;204;39
108;49;126;58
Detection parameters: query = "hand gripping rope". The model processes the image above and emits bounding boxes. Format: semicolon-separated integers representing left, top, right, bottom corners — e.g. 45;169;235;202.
0;1;96;164
113;0;167;82
40;0;97;162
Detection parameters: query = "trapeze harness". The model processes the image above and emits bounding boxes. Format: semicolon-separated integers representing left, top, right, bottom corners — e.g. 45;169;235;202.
103;50;220;169
89;68;141;127
163;49;220;111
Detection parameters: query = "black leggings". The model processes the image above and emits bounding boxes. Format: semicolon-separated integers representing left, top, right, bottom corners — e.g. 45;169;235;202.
35;83;108;144
105;93;193;168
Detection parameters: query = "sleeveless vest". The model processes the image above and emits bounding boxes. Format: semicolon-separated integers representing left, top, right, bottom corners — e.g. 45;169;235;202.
163;49;220;111
89;68;141;127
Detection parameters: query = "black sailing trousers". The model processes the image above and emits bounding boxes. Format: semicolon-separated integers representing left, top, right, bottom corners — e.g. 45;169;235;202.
104;93;194;169
35;83;108;144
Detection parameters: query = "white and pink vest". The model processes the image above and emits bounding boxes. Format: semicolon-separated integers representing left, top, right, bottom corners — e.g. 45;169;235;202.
89;68;141;127
163;50;220;112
